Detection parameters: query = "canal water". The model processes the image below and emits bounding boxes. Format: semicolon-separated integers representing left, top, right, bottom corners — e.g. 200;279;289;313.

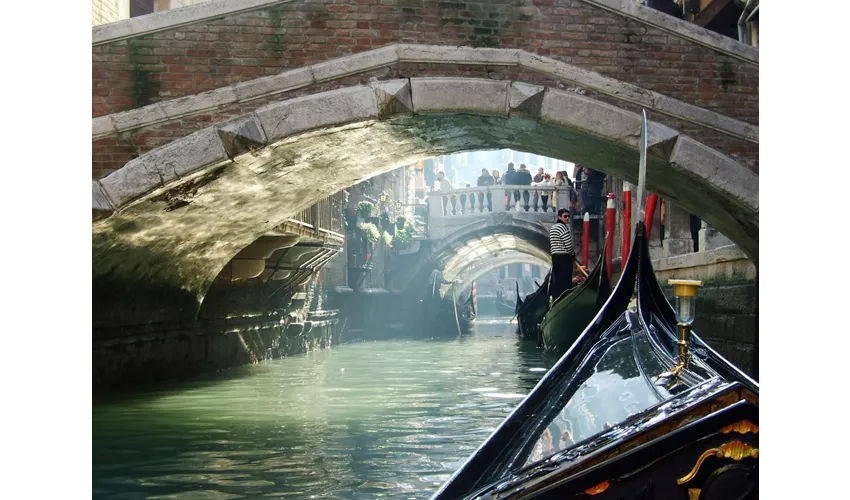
93;320;558;499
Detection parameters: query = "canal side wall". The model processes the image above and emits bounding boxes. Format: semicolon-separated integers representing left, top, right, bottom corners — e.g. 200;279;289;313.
653;245;758;379
93;267;343;391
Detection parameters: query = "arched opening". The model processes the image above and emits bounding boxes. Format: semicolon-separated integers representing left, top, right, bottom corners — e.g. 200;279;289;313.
93;79;757;328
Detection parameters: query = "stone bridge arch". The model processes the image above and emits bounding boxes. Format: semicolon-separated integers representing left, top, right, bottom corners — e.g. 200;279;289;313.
447;253;551;300
92;76;757;328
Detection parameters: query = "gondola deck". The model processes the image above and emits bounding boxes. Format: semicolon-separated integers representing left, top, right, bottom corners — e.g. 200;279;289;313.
431;223;758;500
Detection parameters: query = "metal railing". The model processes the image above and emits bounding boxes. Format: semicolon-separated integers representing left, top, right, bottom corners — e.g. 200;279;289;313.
288;191;345;237
427;185;571;219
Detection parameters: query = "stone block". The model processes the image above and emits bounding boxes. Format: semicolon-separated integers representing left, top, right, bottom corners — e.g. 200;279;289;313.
256;86;378;142
509;82;546;118
701;339;755;376
93;0;281;45
231;67;314;101
109;103;168;132
410;78;509;115
398;44;519;66
99;127;228;207
311;45;399;82
92;180;114;213
163;86;239;119
521;51;653;107
541;88;640;147
662;238;692;259
217;114;268;158
371;79;413;119
704;283;757;314
654;94;758;143
92;116;116;137
730;314;757;345
669;136;758;212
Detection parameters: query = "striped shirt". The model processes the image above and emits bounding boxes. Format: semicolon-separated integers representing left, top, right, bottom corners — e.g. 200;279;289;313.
549;221;575;255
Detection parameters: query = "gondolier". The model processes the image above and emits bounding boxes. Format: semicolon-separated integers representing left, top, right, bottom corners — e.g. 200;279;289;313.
428;268;453;299
549;208;576;300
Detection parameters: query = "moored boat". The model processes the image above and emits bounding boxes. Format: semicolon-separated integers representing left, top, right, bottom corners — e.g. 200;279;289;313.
495;296;516;316
515;274;550;343
539;247;611;354
430;222;758;499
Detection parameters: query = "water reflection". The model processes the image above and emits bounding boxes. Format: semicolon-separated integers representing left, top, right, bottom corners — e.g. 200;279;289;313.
93;320;554;499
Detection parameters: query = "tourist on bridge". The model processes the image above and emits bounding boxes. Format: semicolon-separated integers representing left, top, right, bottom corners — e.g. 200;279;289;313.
492;169;502;185
437;171;453;191
549;208;577;300
477;168;495;211
531;167;548;212
437;171;454;215
424;159;436;191
503;163;517;208
515;164;533;210
477;168;495;187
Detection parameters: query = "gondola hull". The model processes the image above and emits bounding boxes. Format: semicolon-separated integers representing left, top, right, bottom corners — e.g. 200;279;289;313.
431;222;758;500
539;252;610;354
495;298;516;316
417;294;474;337
515;275;551;342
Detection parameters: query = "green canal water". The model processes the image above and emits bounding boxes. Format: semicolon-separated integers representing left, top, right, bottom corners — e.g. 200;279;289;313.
93;320;558;499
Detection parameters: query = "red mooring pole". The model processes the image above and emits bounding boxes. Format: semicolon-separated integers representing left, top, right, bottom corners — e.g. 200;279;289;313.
644;193;659;238
622;183;632;266
582;212;591;268
605;193;615;282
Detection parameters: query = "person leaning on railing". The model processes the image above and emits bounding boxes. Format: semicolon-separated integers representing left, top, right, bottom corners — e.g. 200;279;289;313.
476;168;495;212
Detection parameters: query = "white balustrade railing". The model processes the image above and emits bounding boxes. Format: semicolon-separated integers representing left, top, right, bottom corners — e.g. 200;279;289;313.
427;185;572;219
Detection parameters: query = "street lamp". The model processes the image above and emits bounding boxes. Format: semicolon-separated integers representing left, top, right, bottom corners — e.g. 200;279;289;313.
395;200;402;210
379;193;388;203
660;279;703;379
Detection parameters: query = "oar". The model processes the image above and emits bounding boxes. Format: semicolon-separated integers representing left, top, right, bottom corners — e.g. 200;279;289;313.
573;256;590;278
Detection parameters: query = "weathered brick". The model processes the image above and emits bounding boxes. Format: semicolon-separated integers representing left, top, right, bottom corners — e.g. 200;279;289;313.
92;0;758;179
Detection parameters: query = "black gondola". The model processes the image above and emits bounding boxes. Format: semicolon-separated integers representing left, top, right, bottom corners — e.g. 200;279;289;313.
515;274;550;342
539;246;611;354
495;296;517;317
431;222;758;499
417;283;475;337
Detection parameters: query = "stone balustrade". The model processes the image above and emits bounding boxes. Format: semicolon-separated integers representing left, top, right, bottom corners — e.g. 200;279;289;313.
427;185;571;220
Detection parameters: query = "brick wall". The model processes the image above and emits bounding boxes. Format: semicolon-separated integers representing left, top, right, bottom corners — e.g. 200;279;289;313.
92;0;120;26
93;0;757;120
92;0;758;178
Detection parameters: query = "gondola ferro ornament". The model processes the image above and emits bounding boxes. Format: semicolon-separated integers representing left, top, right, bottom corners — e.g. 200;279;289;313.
660;279;704;379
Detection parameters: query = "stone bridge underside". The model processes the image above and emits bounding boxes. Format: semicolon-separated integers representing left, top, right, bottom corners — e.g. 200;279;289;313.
92;77;757;328
439;234;551;298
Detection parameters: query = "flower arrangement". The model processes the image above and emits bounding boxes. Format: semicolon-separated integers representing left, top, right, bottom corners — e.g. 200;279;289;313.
392;228;412;249
357;201;374;218
357;222;381;243
382;231;393;247
379;210;391;228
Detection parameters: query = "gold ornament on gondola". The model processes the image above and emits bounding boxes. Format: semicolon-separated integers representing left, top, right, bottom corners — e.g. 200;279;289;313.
659;279;703;379
720;420;759;435
677;441;759;485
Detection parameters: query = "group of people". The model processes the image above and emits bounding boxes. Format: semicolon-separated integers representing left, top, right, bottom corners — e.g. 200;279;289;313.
472;163;574;213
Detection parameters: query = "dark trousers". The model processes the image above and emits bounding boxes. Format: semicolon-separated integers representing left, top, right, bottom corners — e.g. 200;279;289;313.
550;253;575;300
